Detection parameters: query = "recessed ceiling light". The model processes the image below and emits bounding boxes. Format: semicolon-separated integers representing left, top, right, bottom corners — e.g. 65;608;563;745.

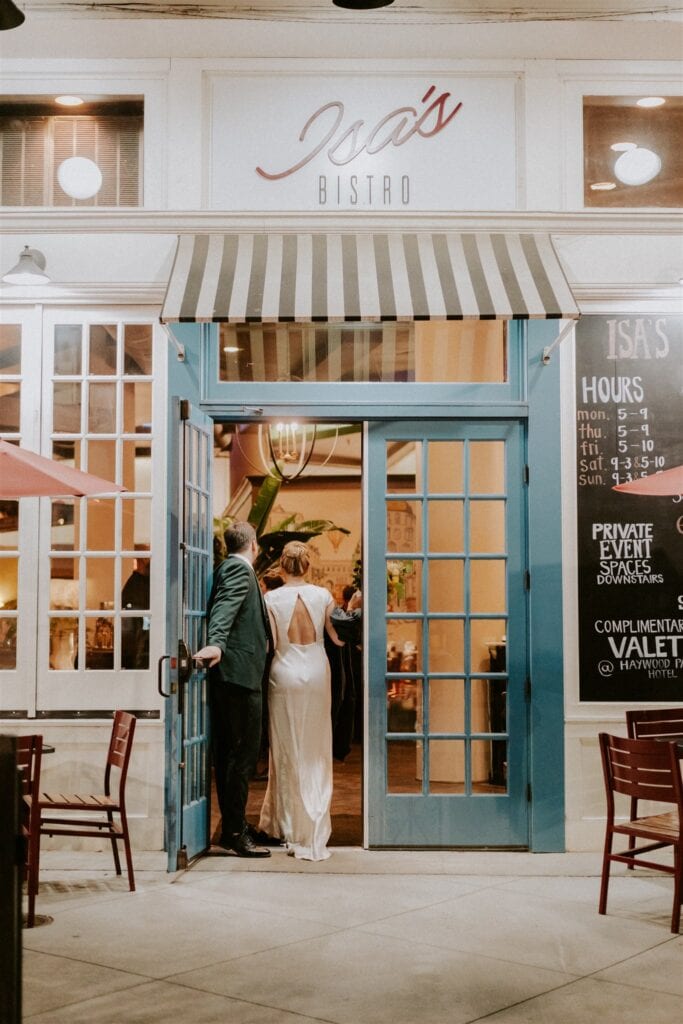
223;346;241;353
590;181;617;191
636;96;666;108
55;95;85;107
610;141;637;152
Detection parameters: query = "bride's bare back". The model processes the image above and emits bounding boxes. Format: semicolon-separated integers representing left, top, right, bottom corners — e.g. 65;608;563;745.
287;594;316;646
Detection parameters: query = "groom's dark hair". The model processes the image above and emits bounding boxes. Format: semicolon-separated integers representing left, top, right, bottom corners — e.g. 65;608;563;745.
225;521;256;555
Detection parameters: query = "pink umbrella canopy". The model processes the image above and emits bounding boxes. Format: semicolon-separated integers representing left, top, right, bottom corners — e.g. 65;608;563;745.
612;464;683;497
0;440;126;498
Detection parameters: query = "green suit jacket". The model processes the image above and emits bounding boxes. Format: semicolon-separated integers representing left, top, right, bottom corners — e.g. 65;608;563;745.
206;555;270;690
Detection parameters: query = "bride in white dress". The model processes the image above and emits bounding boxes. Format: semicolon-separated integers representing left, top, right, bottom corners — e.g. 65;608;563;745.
258;541;344;861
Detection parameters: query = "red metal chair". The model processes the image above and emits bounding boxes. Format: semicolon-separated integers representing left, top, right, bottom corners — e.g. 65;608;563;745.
38;711;137;891
598;732;683;933
16;734;43;928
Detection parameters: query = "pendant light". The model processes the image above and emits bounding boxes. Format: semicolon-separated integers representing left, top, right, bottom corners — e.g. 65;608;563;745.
0;0;25;31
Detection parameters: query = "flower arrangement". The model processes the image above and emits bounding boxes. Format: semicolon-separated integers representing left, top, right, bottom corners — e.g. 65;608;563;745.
386;559;413;609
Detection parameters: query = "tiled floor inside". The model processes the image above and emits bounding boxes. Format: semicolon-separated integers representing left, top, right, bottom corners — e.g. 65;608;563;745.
22;848;682;1023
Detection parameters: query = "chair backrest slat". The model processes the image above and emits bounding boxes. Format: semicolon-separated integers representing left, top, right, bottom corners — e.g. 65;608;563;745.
626;708;683;741
600;732;678;804
104;711;136;797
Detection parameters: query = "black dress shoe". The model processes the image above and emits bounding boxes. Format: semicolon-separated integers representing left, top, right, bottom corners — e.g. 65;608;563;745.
246;824;282;847
220;830;271;858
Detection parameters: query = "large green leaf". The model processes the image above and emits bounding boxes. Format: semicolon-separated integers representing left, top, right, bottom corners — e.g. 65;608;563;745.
247;474;282;537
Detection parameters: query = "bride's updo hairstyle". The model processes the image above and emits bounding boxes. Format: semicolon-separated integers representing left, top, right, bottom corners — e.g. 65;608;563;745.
280;540;310;578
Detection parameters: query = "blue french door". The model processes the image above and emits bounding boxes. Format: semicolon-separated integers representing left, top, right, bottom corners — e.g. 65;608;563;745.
366;420;529;847
166;399;213;868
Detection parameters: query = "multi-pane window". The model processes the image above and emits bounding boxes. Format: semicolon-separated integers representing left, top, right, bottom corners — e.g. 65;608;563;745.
48;322;154;673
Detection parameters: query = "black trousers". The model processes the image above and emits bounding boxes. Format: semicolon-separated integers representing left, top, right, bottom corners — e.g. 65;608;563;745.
209;681;262;838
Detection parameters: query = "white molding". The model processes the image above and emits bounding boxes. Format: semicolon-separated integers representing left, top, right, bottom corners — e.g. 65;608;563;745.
1;209;681;234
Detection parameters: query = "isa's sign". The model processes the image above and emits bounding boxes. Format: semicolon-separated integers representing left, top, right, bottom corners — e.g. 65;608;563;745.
208;73;519;211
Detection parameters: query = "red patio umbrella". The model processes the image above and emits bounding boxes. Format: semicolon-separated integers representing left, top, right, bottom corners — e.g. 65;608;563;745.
612;464;683;497
0;440;126;498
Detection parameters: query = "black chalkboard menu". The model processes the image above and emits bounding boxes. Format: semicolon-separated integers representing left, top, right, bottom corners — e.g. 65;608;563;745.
575;314;683;702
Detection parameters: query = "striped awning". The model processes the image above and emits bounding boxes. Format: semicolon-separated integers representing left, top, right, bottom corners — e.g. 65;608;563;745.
161;232;578;324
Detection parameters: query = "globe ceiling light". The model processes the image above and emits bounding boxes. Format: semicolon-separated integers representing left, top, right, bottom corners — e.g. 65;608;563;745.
614;147;662;186
0;0;24;31
636;96;666;108
2;247;50;285
333;0;395;9
57;156;103;200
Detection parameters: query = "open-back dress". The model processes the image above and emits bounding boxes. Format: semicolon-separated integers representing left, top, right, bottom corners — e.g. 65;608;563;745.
258;583;333;861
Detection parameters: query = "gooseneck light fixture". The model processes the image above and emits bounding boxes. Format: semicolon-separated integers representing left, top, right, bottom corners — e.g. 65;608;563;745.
0;0;24;31
2;247;50;285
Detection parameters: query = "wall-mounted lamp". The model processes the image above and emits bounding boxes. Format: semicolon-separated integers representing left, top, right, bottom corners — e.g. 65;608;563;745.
333;1;394;8
2;246;50;285
0;0;24;30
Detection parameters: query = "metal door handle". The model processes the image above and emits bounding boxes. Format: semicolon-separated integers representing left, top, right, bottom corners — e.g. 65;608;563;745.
157;653;172;697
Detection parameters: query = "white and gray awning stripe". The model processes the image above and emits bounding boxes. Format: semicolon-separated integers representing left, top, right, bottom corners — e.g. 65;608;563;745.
161;232;578;323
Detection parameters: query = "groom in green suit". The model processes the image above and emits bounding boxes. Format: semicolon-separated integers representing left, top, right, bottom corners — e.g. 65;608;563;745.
194;521;272;857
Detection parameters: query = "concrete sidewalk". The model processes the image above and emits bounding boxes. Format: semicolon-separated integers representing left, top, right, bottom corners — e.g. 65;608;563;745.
22;848;682;1023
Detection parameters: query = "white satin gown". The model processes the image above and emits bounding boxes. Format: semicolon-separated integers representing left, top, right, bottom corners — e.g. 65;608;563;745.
258;583;334;861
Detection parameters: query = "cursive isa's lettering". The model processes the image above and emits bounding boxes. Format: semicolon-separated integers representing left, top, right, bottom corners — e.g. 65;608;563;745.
256;85;463;181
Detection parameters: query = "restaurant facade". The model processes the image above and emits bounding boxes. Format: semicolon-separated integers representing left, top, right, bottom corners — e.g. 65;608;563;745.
0;11;681;868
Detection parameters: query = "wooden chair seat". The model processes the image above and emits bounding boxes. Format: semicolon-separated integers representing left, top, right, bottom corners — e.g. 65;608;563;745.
38;711;137;892
599;733;683;933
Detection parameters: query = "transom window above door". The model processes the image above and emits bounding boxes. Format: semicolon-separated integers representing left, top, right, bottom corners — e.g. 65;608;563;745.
218;321;507;384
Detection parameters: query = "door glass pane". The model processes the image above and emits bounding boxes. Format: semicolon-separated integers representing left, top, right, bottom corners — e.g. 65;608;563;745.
0;615;17;668
0;501;19;551
85;557;115;609
428;440;463;492
88;382;117;433
472;678;507;734
0;557;18;608
124;324;153;375
0;383;20;432
470;559;507;613
472;739;507;793
386;499;421;553
122;439;151;490
429;678;465;732
86;616;114;670
53;382;82;433
429;618;464;672
470;500;505;553
54;325;82;375
123;381;152;434
0;324;21;374
469;440;505;494
89;325;117;376
471;619;507;673
429;740;465;794
387;740;423;793
49;617;78;669
428;500;463;552
87;439;116;480
387;679;421;732
50;559;79;610
122;498;151;549
51;500;76;550
86;498;115;551
386;619;421;671
386;559;420;613
428;559;464;613
386;440;419;493
52;439;81;469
